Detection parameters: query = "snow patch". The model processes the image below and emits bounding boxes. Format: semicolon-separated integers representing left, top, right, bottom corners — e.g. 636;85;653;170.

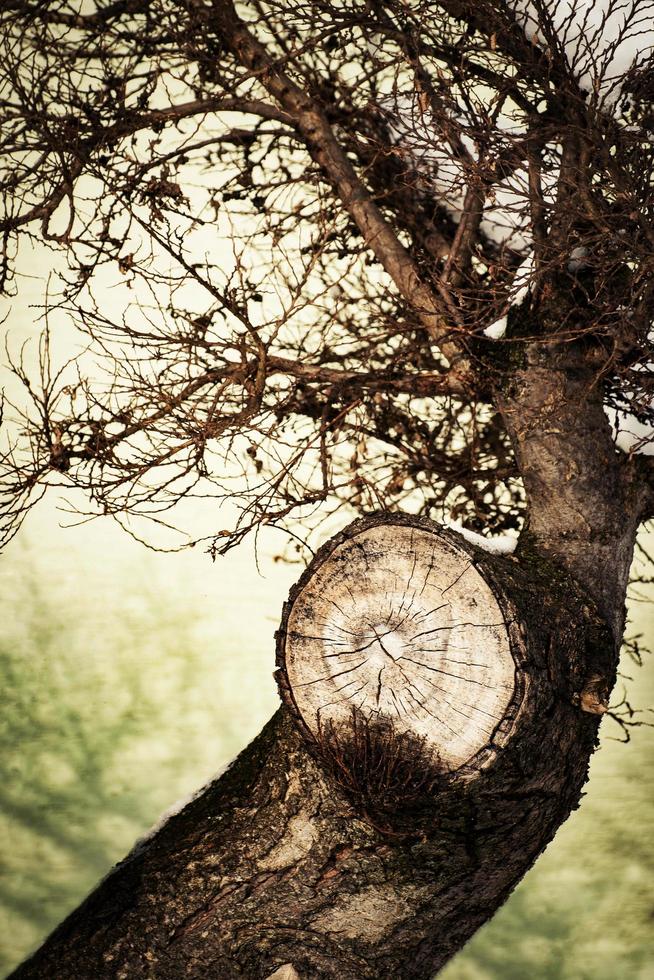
445;520;518;555
381;95;561;256
484;316;508;339
484;255;533;340
381;95;534;250
511;254;534;306
130;757;237;854
480;172;532;251
509;0;654;109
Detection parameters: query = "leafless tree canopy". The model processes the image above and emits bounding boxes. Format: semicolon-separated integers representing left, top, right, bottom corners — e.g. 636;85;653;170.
1;0;653;554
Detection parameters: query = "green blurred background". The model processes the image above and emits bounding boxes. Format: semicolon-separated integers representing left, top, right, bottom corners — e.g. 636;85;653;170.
1;501;653;980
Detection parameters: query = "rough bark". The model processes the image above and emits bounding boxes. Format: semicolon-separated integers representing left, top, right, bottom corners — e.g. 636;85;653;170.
495;338;647;639
10;514;619;980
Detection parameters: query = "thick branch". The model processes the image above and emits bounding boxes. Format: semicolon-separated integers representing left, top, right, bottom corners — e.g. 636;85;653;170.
9;516;616;980
209;0;475;386
495;340;645;637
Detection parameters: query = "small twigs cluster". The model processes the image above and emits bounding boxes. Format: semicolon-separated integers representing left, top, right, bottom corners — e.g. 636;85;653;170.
316;708;446;830
0;0;652;557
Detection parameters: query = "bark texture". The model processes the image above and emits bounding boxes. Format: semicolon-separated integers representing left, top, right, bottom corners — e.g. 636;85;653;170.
495;337;646;638
10;515;616;980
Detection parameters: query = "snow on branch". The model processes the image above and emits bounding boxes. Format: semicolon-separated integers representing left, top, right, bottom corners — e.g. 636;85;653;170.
508;0;654;110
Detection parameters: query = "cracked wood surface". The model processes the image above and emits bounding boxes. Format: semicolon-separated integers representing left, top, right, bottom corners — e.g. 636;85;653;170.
279;522;517;771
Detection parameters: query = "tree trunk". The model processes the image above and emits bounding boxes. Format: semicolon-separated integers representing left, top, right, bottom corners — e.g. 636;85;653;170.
494;337;646;639
9;515;621;980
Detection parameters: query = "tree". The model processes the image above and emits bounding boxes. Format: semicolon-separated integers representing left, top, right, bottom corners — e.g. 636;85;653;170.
2;0;654;976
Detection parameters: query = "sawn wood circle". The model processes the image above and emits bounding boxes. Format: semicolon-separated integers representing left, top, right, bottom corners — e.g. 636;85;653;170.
276;516;523;774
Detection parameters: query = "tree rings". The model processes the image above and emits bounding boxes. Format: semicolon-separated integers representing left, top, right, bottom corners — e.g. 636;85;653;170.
276;517;520;774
